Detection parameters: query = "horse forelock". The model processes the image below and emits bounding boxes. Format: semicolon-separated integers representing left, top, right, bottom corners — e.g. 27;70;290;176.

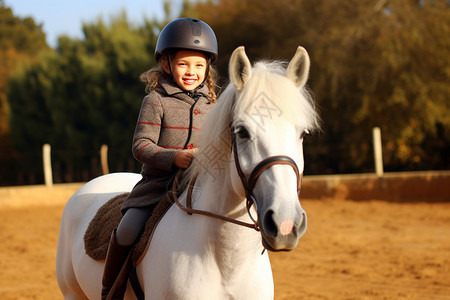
233;60;319;130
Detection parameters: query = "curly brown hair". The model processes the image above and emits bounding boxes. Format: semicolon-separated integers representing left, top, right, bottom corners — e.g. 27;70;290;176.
140;56;219;103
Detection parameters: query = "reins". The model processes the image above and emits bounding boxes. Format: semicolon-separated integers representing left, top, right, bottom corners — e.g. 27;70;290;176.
169;169;260;231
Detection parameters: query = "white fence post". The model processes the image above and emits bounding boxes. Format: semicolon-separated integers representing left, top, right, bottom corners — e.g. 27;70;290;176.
372;127;384;177
100;144;109;175
43;144;53;187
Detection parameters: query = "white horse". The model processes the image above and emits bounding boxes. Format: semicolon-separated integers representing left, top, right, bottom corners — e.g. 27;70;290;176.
56;46;319;300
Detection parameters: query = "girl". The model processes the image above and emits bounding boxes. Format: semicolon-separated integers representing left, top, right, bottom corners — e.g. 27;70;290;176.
101;18;218;300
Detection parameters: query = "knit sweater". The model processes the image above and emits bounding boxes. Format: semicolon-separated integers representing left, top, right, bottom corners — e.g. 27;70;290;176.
122;78;214;212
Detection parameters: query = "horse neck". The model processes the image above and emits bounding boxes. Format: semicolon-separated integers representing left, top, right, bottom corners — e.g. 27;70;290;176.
195;172;246;222
194;173;264;267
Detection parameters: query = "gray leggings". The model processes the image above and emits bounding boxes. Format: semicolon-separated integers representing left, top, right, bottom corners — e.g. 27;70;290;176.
116;207;153;246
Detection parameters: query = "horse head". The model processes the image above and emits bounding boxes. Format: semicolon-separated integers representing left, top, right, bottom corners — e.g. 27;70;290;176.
228;46;317;251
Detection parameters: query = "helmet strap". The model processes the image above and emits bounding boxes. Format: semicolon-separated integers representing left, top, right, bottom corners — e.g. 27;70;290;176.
167;56;175;82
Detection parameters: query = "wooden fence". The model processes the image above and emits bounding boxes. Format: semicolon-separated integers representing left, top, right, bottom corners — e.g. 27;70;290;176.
42;144;111;187
40;127;386;187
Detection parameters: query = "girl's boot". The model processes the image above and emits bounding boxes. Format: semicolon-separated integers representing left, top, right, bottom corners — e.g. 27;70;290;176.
101;230;133;300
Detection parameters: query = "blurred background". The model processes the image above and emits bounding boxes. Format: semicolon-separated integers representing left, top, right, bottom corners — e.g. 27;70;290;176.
0;0;449;186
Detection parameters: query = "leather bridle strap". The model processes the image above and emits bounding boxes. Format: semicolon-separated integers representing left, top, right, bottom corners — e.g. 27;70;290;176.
232;132;301;193
248;156;301;192
169;169;259;231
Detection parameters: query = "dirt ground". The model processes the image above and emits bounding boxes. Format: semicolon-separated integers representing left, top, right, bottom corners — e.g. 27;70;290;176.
0;185;449;300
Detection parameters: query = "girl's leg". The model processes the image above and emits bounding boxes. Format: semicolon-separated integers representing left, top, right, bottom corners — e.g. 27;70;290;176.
116;207;153;246
101;206;152;300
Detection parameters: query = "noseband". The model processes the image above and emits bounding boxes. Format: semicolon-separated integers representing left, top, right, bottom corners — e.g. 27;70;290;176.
170;128;302;231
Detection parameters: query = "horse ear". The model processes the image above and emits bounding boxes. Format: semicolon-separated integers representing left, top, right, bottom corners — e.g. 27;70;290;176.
229;46;252;91
286;46;310;88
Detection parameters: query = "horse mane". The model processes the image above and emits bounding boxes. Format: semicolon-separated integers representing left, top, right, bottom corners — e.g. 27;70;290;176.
185;60;320;184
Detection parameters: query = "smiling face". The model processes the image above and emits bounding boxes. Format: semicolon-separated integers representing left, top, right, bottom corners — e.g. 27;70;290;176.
162;50;208;91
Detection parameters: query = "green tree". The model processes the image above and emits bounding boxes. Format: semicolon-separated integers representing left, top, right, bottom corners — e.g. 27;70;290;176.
0;0;49;184
8;13;162;183
191;0;450;173
0;0;49;136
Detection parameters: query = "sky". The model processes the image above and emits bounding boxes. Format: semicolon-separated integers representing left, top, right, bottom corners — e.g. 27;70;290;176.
5;0;182;48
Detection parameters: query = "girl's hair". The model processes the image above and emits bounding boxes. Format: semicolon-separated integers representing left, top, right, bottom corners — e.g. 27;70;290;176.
140;55;219;103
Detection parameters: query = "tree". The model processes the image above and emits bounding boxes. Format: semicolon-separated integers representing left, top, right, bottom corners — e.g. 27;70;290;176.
7;13;163;183
5;0;449;186
0;1;49;135
0;1;49;184
191;0;450;173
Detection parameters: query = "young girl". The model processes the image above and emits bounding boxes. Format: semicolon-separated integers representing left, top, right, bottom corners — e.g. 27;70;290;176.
101;18;218;300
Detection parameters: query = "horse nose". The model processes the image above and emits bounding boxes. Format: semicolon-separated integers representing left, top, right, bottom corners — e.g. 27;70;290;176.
296;210;307;237
263;210;278;237
262;209;307;238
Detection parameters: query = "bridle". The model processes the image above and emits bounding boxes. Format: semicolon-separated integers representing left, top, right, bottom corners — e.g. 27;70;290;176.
170;127;302;231
231;129;302;229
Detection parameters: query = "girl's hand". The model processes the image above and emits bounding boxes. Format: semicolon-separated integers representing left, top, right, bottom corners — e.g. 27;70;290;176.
174;148;198;168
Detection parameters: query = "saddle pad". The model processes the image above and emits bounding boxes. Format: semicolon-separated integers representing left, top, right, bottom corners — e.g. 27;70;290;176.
84;192;174;266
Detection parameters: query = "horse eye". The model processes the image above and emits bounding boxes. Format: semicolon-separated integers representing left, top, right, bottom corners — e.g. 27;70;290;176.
236;126;250;139
300;129;310;139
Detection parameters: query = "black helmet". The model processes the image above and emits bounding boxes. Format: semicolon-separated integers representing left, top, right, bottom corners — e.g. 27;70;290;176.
155;18;218;63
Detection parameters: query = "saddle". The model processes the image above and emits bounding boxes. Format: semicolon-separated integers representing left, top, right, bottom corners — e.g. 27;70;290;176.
84;192;174;266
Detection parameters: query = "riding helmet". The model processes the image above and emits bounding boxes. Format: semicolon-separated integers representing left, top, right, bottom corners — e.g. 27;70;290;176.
155;18;218;63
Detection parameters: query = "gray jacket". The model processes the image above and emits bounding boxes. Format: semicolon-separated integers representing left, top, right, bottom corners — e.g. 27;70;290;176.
122;78;214;212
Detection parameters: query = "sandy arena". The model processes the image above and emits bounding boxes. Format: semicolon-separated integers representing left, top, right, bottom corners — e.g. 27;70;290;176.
0;183;449;300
